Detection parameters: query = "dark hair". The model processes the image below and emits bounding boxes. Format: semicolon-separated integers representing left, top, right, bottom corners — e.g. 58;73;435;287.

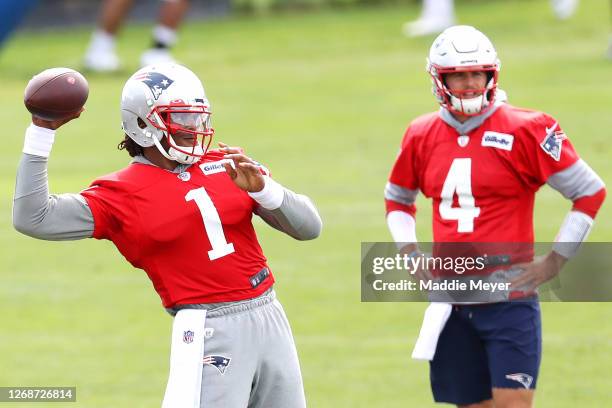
117;134;144;157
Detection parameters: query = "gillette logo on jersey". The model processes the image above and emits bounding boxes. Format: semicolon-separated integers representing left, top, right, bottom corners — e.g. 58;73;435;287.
481;132;514;151
200;160;231;175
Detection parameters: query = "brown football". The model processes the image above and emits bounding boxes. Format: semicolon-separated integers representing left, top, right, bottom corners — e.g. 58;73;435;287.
24;68;89;121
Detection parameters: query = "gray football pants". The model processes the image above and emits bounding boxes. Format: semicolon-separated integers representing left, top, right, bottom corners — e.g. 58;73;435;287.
176;290;306;408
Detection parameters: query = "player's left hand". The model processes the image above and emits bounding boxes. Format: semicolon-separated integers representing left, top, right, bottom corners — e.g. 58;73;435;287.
220;142;265;193
510;251;567;292
216;142;244;155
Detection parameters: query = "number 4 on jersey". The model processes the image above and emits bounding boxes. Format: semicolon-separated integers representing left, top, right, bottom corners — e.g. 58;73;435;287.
439;158;480;233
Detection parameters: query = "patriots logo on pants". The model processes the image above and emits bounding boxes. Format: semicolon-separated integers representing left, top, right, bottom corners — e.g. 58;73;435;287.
540;122;566;161
133;72;174;100
505;373;533;389
203;355;231;374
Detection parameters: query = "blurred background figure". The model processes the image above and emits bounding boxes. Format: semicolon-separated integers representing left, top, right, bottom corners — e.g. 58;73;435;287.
0;0;39;49
402;0;454;37
403;0;580;37
550;0;579;20
84;0;190;72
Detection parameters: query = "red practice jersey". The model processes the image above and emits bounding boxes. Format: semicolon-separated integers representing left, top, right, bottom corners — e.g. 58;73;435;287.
81;150;274;307
386;104;604;248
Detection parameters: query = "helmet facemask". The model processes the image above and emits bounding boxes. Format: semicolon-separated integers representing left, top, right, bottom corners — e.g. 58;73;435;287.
429;64;498;117
147;102;214;165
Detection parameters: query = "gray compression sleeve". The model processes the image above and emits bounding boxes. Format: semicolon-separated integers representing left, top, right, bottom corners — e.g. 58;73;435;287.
255;188;322;241
13;153;94;240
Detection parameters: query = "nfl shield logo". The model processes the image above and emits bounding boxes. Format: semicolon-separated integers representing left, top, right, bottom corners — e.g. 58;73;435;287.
183;330;194;344
177;171;191;182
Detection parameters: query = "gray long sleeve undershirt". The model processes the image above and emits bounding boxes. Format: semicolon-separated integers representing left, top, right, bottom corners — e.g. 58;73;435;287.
13;153;322;241
13;154;94;240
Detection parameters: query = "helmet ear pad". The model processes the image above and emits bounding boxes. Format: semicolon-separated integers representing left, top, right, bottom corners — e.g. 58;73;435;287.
137;117;148;130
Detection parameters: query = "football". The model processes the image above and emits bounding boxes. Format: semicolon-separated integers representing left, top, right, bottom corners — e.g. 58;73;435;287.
24;67;89;121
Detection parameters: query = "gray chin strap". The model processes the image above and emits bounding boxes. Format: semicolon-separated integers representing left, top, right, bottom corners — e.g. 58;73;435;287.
152;134;203;165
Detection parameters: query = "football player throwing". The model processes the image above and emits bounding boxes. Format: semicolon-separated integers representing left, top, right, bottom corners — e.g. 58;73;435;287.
14;63;322;408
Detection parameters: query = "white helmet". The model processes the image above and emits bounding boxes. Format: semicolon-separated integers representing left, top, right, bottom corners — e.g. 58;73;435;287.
121;63;214;164
426;25;500;116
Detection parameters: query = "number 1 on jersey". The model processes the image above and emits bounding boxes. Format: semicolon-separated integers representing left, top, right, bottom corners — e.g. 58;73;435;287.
185;187;235;260
439;158;480;233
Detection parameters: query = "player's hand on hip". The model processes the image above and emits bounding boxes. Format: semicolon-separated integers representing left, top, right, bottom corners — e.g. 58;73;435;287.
223;152;265;193
31;107;85;130
510;251;567;292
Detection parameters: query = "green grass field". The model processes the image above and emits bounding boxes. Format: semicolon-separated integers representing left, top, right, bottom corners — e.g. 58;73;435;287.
1;1;610;406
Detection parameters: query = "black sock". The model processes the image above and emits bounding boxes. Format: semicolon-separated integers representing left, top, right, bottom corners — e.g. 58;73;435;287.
152;41;169;50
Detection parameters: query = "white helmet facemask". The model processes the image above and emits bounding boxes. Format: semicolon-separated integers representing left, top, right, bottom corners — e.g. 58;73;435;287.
447;75;496;115
449;93;487;115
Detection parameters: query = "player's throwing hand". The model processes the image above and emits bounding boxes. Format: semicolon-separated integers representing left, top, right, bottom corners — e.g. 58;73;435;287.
31;108;84;130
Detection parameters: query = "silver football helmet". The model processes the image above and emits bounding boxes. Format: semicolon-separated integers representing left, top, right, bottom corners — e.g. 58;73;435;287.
426;25;500;116
120;63;213;164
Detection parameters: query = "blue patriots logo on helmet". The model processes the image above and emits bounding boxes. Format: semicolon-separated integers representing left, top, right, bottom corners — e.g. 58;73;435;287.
203;355;231;374
133;71;174;100
540;122;566;162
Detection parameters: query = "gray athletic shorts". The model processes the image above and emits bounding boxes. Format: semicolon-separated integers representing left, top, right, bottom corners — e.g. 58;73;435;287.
170;289;306;408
